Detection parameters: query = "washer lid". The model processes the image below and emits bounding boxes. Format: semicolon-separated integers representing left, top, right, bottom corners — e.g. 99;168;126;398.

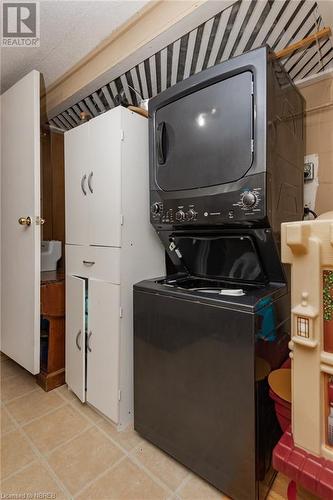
172;234;267;285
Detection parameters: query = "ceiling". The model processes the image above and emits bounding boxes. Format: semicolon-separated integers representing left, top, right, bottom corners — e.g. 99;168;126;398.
49;0;333;131
0;0;150;94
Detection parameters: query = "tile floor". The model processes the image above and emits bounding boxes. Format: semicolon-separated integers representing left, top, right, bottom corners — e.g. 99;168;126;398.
0;353;316;500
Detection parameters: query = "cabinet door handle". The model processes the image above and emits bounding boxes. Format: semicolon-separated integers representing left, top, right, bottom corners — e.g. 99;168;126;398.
87;331;92;352
83;260;95;266
76;330;82;351
88;171;94;193
81;174;87;195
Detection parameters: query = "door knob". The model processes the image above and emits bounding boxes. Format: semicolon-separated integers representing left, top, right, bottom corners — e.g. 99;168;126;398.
18;216;31;226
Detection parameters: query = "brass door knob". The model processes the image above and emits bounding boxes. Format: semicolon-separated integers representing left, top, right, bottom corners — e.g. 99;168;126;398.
18;216;31;226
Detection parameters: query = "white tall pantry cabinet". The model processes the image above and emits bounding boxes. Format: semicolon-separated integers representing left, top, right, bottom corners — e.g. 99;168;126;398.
64;107;164;428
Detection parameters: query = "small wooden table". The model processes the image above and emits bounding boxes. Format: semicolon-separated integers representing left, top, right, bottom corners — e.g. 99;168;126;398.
37;271;65;391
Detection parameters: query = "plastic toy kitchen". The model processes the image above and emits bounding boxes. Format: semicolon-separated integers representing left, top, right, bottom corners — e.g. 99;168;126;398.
272;212;333;498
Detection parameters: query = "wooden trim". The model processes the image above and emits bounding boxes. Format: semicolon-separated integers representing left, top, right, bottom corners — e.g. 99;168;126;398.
36;368;65;392
274;27;332;60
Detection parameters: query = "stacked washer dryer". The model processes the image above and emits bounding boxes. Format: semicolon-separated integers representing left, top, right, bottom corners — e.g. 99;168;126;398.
133;46;304;500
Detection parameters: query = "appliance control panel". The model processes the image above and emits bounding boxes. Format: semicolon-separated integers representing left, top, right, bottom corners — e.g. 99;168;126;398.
150;182;265;226
235;187;262;211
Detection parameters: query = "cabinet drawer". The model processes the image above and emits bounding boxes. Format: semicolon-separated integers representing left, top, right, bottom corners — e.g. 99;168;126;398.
66;245;120;283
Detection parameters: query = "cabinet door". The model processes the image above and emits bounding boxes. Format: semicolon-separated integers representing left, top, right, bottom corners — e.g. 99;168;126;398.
89;110;122;247
86;279;120;422
65;122;90;245
65;275;86;402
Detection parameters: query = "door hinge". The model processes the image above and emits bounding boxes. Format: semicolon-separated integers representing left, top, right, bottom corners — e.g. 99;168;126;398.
251;139;254;153
118;390;122;401
120;214;124;226
119;307;123;318
120;129;125;141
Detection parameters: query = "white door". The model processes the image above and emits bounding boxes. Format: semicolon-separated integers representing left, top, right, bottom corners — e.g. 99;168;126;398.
1;71;41;374
65;275;86;402
89;109;122;247
65;122;90;246
86;279;120;423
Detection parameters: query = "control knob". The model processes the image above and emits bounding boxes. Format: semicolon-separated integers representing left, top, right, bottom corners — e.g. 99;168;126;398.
185;209;197;221
175;210;185;222
151;203;161;215
241;191;257;208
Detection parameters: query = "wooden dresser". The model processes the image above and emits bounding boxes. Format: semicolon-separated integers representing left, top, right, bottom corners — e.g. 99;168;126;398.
37;271;65;391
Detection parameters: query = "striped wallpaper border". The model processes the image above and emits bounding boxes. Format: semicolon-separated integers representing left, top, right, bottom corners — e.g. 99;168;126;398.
50;0;333;131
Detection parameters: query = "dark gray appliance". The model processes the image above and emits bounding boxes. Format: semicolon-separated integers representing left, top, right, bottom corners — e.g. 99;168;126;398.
134;46;304;500
149;45;304;234
134;273;288;499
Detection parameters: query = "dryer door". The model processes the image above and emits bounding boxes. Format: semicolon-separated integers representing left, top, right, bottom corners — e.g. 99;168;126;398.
154;71;254;191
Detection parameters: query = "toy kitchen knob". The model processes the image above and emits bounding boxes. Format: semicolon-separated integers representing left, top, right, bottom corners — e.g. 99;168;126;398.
175;210;185;222
241;191;257;208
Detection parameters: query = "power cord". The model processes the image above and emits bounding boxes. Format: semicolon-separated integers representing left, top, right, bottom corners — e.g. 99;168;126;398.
303;207;318;220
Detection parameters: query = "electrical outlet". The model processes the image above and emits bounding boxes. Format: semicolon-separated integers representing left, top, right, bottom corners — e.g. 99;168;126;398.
304;154;319;209
304;161;314;181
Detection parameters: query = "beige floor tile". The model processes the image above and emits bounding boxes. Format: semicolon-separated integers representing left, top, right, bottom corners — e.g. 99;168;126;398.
1;429;38;479
1;461;66;499
6;388;65;425
1;406;16;435
1;371;37;402
177;474;226;500
77;457;168;500
56;384;103;422
131;440;189;491
268;474;318;500
56;384;78;401
0;358;26;381
267;473;288;499
298;485;319;500
267;491;285;500
71;399;104;423
48;426;124;495
23;404;91;454
98;419;142;451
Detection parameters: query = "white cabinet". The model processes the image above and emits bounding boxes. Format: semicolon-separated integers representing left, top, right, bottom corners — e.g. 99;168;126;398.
65;108;123;247
89;111;122;247
65;107;164;428
87;280;120;423
66;275;86;402
65;122;90;246
66;272;121;421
